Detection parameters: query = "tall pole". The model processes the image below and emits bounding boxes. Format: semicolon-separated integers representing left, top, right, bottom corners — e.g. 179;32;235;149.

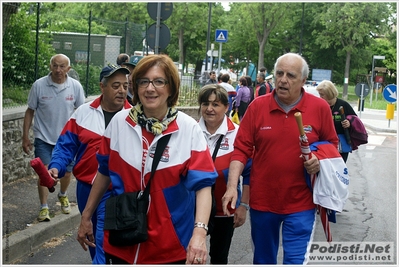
155;3;161;54
205;3;212;71
370;57;375;105
85;10;92;97
124;17;128;53
34;2;40;81
299;3;304;55
145;21;148;55
218;43;222;73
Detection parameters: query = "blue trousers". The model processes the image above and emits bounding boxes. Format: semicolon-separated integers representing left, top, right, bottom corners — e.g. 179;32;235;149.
76;180;111;264
250;208;316;264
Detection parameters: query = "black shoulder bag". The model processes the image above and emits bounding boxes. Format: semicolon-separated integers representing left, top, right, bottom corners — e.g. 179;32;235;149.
103;134;171;246
207;134;224;235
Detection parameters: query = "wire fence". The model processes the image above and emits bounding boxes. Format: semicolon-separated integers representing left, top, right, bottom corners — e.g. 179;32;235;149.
2;3;201;108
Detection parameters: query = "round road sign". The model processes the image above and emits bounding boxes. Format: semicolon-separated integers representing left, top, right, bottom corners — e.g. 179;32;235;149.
354;83;370;98
146;23;171;52
383;84;397;103
147;3;173;21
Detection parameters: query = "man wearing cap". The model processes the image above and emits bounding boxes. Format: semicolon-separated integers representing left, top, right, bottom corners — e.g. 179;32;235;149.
48;64;131;264
121;55;143;105
22;54;85;223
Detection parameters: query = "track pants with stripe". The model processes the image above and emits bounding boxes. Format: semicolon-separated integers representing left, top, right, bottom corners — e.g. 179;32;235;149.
76;180;111;264
250;208;316;264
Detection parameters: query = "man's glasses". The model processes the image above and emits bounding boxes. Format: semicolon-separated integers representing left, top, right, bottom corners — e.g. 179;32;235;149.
137;78;168;88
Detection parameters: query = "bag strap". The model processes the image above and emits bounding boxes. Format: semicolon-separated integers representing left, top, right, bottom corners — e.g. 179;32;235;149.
212;135;224;162
211;135;224;191
142;134;171;197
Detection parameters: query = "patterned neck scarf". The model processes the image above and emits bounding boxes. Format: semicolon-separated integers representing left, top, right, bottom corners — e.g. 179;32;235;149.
129;103;178;135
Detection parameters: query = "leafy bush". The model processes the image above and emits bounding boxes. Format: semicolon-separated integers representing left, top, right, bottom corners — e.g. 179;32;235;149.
71;63;102;96
2;7;55;89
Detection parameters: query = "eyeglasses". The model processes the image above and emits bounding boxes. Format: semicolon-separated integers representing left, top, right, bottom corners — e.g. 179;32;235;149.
137;78;168;88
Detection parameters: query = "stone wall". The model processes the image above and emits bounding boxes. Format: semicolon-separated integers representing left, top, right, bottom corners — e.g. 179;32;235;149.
2;106;200;184
2;109;36;184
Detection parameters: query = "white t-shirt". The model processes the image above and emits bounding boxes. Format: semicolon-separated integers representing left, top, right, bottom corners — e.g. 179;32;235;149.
27;73;85;144
219;82;235;94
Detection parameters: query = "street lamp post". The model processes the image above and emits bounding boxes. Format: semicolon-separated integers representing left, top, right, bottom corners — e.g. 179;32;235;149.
370;55;385;105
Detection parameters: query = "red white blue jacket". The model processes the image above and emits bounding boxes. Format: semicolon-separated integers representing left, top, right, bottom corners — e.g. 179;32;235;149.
49;96;131;184
306;141;350;242
310;141;349;213
199;116;252;216
97;109;218;264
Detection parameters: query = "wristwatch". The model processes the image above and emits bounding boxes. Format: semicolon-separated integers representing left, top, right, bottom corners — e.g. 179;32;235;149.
239;202;250;211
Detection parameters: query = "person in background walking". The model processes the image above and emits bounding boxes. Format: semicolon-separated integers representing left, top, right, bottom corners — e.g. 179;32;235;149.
245;75;255;103
121;55;143;105
222;53;338;264
316;80;357;162
116;53;129;66
259;67;269;78
219;73;236;116
77;54;218;264
197;84;251;264
255;72;271;97
266;74;274;92
235;77;251;120
22;54;85;222
206;70;218;85
217;72;223;83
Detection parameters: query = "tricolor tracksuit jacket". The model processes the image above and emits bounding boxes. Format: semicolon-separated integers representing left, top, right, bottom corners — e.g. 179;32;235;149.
97;109;218;264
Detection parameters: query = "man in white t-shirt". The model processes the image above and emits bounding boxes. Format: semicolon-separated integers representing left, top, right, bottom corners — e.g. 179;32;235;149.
22;54;85;222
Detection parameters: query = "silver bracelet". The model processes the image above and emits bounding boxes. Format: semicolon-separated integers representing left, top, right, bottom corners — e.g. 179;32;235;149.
239;202;250;211
194;222;208;232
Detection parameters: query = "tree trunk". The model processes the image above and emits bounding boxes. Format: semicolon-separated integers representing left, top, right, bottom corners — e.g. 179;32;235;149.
2;2;20;37
343;50;351;100
179;28;184;65
258;40;265;70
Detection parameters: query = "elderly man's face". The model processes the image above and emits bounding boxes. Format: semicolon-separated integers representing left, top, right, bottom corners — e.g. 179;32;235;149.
274;55;306;105
50;55;71;83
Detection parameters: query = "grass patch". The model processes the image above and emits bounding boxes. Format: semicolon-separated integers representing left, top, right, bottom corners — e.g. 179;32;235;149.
2;85;30;108
336;85;397;111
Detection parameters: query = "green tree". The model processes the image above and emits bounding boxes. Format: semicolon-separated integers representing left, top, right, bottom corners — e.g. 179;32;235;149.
312;3;391;99
223;3;259;72
2;2;20;36
231;2;289;68
2;3;55;87
38;3;108;34
166;3;210;68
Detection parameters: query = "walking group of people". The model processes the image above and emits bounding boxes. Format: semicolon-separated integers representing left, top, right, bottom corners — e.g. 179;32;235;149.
22;51;356;264
207;66;276;123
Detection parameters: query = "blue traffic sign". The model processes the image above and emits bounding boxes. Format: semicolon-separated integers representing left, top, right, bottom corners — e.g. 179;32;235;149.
383;84;397;103
215;29;228;43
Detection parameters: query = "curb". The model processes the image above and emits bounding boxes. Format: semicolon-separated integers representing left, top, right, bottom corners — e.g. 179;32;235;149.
2;206;80;264
363;122;397;134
